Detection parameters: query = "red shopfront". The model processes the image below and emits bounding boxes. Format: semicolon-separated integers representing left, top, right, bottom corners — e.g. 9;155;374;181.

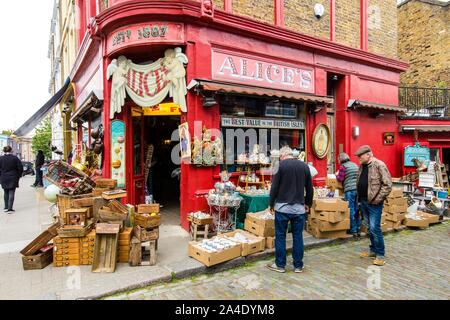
77;1;407;231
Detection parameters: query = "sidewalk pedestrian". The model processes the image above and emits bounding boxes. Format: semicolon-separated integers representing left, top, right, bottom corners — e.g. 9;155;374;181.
336;152;361;237
0;146;23;213
31;150;45;188
267;146;314;273
355;145;392;266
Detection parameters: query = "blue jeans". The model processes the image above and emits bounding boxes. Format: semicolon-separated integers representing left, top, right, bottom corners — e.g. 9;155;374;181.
360;200;385;258
345;190;361;234
275;212;305;269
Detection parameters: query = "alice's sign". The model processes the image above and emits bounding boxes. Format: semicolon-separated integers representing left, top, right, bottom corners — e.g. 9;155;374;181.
212;49;314;94
404;143;430;167
107;22;185;55
221;116;305;130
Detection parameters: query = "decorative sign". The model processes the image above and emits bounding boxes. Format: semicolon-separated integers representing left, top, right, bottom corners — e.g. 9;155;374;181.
221;116;305;130
383;132;395;145
404;143;430;167
178;122;191;160
107;22;185;55
312;123;331;159
111;120;126;188
141;103;181;116
107;47;188;118
212;49;315;94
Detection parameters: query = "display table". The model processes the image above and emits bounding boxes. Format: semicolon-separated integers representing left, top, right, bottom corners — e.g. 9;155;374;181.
236;193;270;229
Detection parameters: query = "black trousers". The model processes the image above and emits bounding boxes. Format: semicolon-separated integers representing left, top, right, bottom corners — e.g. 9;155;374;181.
3;188;16;210
34;167;43;186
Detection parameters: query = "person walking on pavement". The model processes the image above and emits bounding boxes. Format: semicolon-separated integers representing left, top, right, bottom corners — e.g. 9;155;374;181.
32;150;45;188
355;145;392;266
336;152;361;238
0;146;23;213
267;146;314;273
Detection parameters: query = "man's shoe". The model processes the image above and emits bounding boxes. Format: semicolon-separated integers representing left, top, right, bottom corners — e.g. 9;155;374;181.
360;251;376;259
7;209;15;214
266;263;286;273
3;209;8;212
373;258;386;266
294;267;304;273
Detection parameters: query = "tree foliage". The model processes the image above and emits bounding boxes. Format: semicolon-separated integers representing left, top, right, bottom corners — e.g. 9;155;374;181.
1;130;12;136
32;117;52;159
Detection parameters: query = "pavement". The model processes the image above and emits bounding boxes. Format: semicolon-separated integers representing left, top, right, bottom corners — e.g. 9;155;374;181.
0;176;448;300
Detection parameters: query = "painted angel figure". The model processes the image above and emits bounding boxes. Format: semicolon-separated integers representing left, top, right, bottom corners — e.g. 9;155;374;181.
106;56;130;119
163;47;189;112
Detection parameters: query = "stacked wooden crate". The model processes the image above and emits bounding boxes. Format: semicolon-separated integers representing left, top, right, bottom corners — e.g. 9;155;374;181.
118;228;133;263
53;229;96;267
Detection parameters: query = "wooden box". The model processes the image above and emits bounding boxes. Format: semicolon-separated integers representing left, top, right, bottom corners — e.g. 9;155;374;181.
94;178;117;189
65;208;90;226
56;193;94;219
187;214;214;226
134;213;161;229
133;225;159;241
140;241;157;266
93;188;110;197
98;207;128;223
102;190;127;200
22;245;53;270
138;204;160;214
57;223;93;238
71;196;94;209
21;222;60;256
92;224;120;273
108;200;129;215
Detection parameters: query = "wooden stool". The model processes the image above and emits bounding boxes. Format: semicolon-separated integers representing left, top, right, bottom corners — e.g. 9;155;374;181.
190;223;210;241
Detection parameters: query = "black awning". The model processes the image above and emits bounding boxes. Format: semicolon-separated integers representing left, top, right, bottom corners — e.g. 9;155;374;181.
14;77;71;137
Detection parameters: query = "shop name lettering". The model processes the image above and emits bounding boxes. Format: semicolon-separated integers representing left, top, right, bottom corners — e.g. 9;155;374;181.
222;117;304;129
217;56;312;89
112;26;168;46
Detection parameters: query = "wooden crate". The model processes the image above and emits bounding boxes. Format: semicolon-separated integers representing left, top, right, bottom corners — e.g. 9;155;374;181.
102;190;127;200
98;207;127;223
133;225;159;241
134;213;161;229
57;223;93;238
57;193;94;220
93;188;110;197
138;204;160;214
21;222;60;256
187;214;214;226
140;241;157;266
64;207;91;226
22;245;53;270
92;224;120;273
94;178;117;189
108;200;129;215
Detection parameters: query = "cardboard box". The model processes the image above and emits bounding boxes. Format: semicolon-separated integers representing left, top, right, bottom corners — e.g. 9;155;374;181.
384;212;406;223
244;219;275;237
403;211;440;228
218;230;265;256
384;197;408;206
387;188;403;199
326;175;343;192
308;228;349;239
381;223;389;233
313;199;349;212
246;212;275;229
417;211;440;224
316;219;350;232
317;211;349;223
383;203;408;214
381;213;387;224
188;241;241;267
266;237;275;249
385;220;403;230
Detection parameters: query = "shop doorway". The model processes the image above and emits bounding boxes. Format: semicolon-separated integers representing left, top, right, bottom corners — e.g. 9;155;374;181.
442;148;450;179
143;116;181;223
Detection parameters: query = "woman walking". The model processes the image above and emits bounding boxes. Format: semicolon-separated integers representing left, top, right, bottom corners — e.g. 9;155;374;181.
0;146;23;213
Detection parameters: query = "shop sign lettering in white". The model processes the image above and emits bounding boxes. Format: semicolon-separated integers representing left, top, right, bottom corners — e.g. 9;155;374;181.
212;50;314;93
221;116;305;130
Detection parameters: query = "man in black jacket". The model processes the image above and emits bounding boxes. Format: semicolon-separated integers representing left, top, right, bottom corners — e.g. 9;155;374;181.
32;150;45;188
0;146;23;213
268;146;314;273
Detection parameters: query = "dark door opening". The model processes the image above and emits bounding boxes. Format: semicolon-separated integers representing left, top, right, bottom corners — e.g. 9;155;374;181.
144;116;181;211
442;148;450;179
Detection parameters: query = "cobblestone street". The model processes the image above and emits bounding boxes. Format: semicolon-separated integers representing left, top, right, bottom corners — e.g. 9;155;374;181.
106;222;450;300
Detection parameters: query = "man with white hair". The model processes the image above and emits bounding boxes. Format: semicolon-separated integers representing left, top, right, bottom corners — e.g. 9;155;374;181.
268;146;313;273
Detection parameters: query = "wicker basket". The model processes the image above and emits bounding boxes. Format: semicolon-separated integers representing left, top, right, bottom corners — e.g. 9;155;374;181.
45;161;96;195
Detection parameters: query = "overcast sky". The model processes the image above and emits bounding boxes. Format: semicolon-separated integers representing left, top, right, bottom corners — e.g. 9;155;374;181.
0;0;54;132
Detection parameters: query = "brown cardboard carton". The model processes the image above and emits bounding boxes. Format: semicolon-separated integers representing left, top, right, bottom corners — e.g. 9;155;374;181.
317;219;350;232
244;219;275;237
404;211;439;228
246;212;275;229
381;223;389;233
387;188;403;199
326;176;343;192
381;213;387;224
218;230;265;256
313;199;349;212
383;203;408;214
417;211;440;224
384;197;408;206
384;212;406;223
385;220;403;230
188;241;241;267
317;211;349;223
308;228;349;239
266;237;275;249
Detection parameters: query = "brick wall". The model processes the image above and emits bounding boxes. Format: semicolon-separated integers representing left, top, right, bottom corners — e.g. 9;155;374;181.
335;0;361;49
284;0;330;40
368;0;398;59
398;0;450;86
232;0;274;24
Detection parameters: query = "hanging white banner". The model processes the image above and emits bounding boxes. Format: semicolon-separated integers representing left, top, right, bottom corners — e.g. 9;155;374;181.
106;47;188;118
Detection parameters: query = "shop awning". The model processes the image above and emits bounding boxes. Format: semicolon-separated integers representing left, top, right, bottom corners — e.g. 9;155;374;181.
347;100;405;113
14;77;71;137
400;125;450;132
191;79;334;104
70;89;104;123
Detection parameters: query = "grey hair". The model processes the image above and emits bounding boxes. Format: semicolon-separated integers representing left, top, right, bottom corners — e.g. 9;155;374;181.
279;146;293;158
338;152;350;163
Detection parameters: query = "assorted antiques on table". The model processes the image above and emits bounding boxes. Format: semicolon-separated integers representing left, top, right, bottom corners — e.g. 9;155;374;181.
20;161;161;271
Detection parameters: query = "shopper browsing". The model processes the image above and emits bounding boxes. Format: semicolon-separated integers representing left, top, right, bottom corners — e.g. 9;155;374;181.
0;146;23;213
267;146;314;273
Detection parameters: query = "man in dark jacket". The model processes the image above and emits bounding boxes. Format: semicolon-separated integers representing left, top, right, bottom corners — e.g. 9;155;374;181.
268;146;314;273
32;150;45;187
0;146;23;213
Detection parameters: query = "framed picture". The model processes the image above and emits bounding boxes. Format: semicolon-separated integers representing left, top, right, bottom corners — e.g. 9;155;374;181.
312;123;331;159
383;132;395;145
179;122;191;161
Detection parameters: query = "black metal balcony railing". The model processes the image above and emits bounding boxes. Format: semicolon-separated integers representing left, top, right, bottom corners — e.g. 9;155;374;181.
399;87;450;117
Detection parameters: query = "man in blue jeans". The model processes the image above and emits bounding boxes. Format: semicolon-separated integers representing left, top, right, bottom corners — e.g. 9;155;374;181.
336;152;360;237
355;145;392;266
267;146;313;273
